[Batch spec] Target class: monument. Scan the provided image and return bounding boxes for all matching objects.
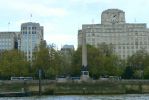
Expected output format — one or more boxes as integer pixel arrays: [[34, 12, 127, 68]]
[[80, 30, 90, 81]]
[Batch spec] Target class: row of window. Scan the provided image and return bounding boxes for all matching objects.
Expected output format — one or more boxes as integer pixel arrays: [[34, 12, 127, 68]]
[[116, 46, 147, 49], [23, 36, 37, 40], [22, 27, 37, 30], [21, 44, 36, 49], [0, 39, 12, 42], [117, 50, 146, 59], [86, 33, 148, 37], [21, 39, 37, 44], [116, 49, 146, 53], [86, 41, 149, 46], [0, 46, 12, 49], [86, 37, 148, 41], [84, 28, 146, 33], [22, 32, 37, 34], [0, 43, 12, 45]]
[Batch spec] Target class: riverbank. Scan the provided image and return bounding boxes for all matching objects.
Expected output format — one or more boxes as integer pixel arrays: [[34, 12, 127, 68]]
[[1, 80, 149, 96]]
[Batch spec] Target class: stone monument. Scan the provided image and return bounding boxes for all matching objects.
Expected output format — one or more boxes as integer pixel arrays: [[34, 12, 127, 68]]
[[80, 30, 90, 81]]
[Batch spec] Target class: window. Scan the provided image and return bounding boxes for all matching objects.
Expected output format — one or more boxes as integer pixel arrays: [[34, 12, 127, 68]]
[[32, 27, 36, 30], [136, 45, 138, 49], [22, 27, 27, 30], [32, 32, 36, 34], [23, 32, 27, 34], [118, 46, 121, 49], [92, 33, 95, 36]]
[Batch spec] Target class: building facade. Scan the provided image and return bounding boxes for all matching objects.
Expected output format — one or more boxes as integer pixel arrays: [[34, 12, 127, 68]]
[[61, 45, 74, 65], [20, 22, 43, 61], [78, 9, 149, 59], [0, 32, 20, 52], [61, 45, 74, 55]]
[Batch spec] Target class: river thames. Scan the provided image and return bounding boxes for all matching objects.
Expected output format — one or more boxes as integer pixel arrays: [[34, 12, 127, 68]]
[[0, 94, 149, 100]]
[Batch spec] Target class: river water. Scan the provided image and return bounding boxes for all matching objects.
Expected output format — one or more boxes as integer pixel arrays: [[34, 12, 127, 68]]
[[0, 94, 149, 100]]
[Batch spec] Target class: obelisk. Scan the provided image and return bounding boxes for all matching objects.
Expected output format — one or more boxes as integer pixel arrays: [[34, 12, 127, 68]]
[[80, 30, 89, 81]]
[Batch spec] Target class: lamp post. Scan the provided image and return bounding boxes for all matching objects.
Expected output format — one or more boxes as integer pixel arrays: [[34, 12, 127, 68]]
[[141, 62, 144, 80], [139, 61, 143, 80], [38, 69, 42, 96]]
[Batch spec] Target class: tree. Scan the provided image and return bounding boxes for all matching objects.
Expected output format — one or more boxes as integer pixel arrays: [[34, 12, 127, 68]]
[[144, 66, 149, 79], [122, 66, 134, 79], [0, 50, 30, 79], [71, 44, 122, 78], [32, 42, 72, 79], [126, 50, 149, 79], [97, 43, 123, 77], [32, 42, 50, 78], [71, 46, 82, 76]]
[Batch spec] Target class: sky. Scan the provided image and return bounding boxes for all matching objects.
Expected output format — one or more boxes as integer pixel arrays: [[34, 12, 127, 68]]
[[0, 0, 149, 49]]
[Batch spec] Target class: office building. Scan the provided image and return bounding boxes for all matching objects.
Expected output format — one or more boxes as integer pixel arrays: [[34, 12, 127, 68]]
[[20, 22, 43, 61], [61, 45, 74, 55], [0, 32, 20, 52], [78, 9, 149, 59], [61, 45, 74, 65]]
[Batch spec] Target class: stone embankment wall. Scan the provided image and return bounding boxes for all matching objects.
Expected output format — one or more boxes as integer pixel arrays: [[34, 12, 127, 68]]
[[1, 80, 149, 95]]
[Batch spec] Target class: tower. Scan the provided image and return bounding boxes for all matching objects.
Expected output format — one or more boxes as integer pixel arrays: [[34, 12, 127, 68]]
[[101, 9, 125, 25], [20, 22, 43, 61]]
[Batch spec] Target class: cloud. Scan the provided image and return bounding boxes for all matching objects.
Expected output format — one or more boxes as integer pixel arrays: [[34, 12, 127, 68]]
[[44, 33, 77, 49], [69, 0, 113, 4], [42, 21, 77, 49], [1, 0, 149, 49], [0, 0, 68, 17]]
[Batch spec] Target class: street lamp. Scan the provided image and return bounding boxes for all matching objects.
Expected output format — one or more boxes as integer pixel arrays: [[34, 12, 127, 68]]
[[38, 69, 42, 96], [139, 61, 143, 80]]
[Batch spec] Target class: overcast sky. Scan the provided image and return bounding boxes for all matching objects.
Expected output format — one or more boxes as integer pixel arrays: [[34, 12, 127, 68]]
[[0, 0, 149, 49]]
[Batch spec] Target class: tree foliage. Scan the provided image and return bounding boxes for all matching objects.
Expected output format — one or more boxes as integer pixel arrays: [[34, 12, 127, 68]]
[[32, 43, 68, 79], [32, 42, 50, 78], [0, 50, 30, 79], [71, 44, 123, 78], [125, 50, 149, 79], [2, 42, 149, 80]]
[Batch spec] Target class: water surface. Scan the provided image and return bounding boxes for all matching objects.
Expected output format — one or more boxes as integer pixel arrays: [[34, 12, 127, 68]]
[[0, 94, 149, 100]]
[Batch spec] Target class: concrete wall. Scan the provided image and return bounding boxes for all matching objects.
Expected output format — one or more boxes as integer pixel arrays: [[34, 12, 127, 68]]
[[1, 80, 149, 95]]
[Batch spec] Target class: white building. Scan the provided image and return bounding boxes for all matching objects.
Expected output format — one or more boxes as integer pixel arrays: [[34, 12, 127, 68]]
[[78, 9, 149, 59], [61, 45, 74, 54], [20, 22, 43, 61], [0, 32, 20, 52], [61, 45, 74, 62]]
